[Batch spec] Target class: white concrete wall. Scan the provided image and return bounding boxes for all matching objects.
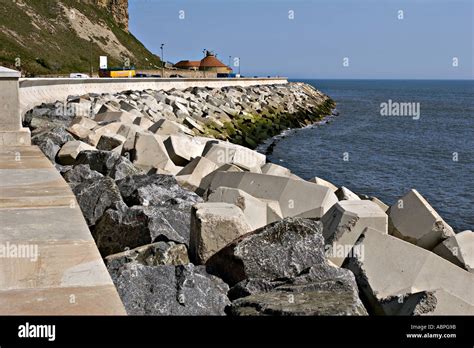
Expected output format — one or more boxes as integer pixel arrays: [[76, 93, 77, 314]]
[[19, 77, 288, 117]]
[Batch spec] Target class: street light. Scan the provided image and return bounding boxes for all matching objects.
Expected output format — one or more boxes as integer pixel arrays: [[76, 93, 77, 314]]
[[160, 43, 165, 77], [202, 49, 207, 77]]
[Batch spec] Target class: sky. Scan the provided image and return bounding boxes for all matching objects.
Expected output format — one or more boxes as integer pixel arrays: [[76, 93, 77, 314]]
[[129, 0, 473, 79]]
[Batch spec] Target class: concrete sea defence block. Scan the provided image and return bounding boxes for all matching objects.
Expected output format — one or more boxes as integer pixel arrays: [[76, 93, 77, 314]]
[[202, 141, 266, 171], [370, 196, 389, 212], [148, 119, 193, 136], [345, 228, 474, 315], [69, 116, 97, 130], [131, 131, 175, 173], [94, 110, 136, 124], [207, 187, 268, 231], [163, 134, 207, 166], [308, 177, 338, 192], [260, 163, 292, 178], [97, 134, 126, 152], [388, 189, 455, 250], [209, 171, 338, 219], [336, 186, 361, 201], [175, 156, 219, 192], [57, 140, 96, 165], [433, 230, 473, 273], [321, 200, 388, 267], [87, 122, 124, 147]]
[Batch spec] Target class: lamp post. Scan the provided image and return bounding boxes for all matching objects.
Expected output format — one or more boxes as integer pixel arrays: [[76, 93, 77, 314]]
[[202, 49, 207, 77], [160, 43, 165, 77], [89, 38, 93, 77]]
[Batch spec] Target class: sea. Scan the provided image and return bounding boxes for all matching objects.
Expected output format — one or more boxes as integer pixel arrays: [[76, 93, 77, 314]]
[[262, 79, 474, 232]]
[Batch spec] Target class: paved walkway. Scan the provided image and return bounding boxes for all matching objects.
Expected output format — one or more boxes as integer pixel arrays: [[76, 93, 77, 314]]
[[0, 146, 125, 314]]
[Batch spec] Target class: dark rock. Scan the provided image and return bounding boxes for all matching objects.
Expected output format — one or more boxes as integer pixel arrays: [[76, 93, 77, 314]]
[[94, 202, 194, 256], [116, 173, 202, 207], [54, 163, 73, 175], [73, 177, 123, 226], [31, 126, 75, 162], [24, 102, 75, 130], [228, 278, 285, 301], [63, 164, 103, 189], [104, 241, 189, 269], [109, 263, 230, 315], [228, 282, 367, 316], [74, 150, 141, 180], [143, 204, 193, 245], [93, 203, 150, 256], [34, 138, 60, 162], [206, 218, 327, 286]]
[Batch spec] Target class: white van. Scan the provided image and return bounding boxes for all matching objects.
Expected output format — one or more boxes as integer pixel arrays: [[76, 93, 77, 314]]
[[69, 73, 90, 78]]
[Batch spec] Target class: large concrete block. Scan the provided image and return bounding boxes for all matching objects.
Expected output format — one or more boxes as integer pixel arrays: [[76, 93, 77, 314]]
[[133, 116, 154, 130], [190, 202, 252, 264], [176, 156, 218, 192], [57, 140, 96, 165], [308, 177, 338, 192], [336, 186, 361, 201], [97, 134, 126, 152], [132, 132, 174, 172], [208, 187, 267, 231], [198, 163, 244, 196], [94, 110, 136, 124], [209, 172, 338, 219], [388, 189, 455, 250], [202, 141, 266, 171], [345, 228, 474, 315], [69, 116, 97, 130], [370, 196, 389, 212], [163, 135, 207, 166], [395, 289, 473, 315], [321, 200, 388, 267], [67, 123, 93, 141], [148, 119, 193, 136], [260, 163, 292, 178], [87, 122, 124, 146], [117, 123, 143, 153], [433, 230, 473, 273]]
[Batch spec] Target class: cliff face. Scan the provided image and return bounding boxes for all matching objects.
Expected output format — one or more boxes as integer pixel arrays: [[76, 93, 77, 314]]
[[0, 0, 159, 75], [95, 0, 129, 31]]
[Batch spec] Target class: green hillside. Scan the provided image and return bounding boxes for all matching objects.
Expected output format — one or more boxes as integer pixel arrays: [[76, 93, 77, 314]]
[[0, 0, 161, 76]]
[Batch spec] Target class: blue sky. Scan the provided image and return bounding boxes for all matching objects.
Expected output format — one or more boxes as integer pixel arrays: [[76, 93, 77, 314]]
[[129, 0, 473, 79]]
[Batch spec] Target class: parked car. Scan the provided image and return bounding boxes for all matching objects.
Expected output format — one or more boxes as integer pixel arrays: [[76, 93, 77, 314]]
[[69, 73, 90, 78], [169, 74, 184, 78]]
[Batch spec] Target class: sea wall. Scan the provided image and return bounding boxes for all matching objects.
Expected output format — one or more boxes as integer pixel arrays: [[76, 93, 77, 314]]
[[19, 77, 288, 119]]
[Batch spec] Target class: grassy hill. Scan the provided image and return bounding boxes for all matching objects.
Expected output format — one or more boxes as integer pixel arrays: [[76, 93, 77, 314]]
[[0, 0, 161, 76]]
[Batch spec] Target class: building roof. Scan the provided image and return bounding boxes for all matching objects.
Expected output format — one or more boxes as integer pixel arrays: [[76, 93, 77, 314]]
[[200, 55, 228, 68], [174, 52, 231, 71], [174, 60, 201, 68]]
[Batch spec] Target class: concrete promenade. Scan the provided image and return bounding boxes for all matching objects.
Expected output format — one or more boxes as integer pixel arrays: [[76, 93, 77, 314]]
[[0, 66, 125, 314], [0, 145, 126, 314]]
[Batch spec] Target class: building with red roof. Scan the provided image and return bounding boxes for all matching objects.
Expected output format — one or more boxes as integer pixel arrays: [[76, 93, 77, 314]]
[[174, 51, 232, 74]]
